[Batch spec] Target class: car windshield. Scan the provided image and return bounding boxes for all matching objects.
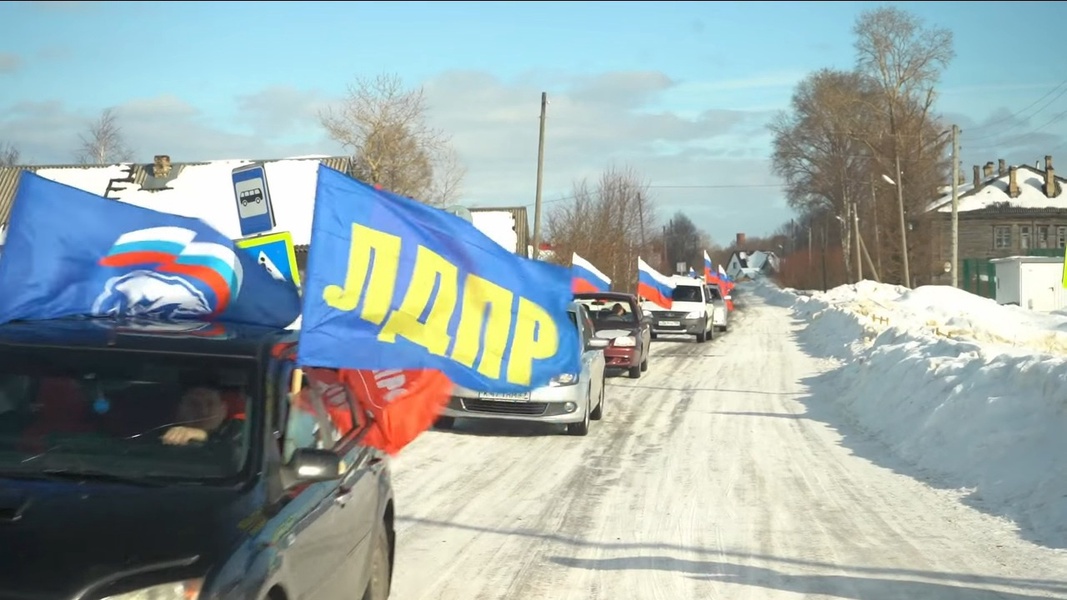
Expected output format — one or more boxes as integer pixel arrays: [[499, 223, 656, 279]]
[[672, 285, 703, 303], [575, 298, 638, 327], [0, 347, 257, 485]]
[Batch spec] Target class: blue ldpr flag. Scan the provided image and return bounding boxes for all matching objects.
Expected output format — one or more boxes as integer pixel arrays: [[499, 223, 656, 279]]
[[0, 172, 301, 328], [298, 165, 581, 394]]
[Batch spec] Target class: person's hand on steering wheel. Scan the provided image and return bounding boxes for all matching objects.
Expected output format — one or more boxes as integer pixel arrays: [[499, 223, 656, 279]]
[[161, 426, 209, 446]]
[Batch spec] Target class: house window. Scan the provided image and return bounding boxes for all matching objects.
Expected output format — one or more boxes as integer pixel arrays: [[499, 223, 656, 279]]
[[1038, 225, 1050, 249], [1019, 226, 1031, 249], [1058, 226, 1067, 249], [994, 226, 1012, 249]]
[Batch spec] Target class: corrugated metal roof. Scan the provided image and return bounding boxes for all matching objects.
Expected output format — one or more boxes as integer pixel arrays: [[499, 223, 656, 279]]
[[0, 157, 354, 226]]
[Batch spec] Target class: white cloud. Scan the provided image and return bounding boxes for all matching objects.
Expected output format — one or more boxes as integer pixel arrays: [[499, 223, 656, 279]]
[[0, 69, 796, 243]]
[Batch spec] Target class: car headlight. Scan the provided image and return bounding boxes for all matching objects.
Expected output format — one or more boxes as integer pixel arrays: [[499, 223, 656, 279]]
[[102, 580, 202, 600], [684, 310, 702, 319], [551, 373, 579, 386], [612, 336, 636, 347]]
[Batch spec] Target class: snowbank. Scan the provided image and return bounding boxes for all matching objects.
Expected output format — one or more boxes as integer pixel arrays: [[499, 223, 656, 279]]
[[759, 279, 1067, 546]]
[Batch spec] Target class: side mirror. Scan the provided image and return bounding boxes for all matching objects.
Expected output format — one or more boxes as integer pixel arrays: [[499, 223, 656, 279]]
[[285, 448, 342, 484], [587, 338, 609, 349], [725, 295, 732, 301], [642, 310, 653, 319]]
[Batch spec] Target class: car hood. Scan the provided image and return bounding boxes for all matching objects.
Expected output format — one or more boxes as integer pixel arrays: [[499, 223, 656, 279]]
[[0, 477, 256, 598]]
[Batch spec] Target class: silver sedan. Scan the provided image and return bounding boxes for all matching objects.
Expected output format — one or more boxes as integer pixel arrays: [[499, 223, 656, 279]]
[[437, 303, 608, 436]]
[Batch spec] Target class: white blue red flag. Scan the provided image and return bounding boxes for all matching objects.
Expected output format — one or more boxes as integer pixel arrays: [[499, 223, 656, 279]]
[[571, 253, 611, 293], [636, 257, 674, 309]]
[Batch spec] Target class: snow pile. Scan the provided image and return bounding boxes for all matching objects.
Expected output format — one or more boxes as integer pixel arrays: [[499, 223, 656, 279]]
[[793, 281, 1067, 355], [767, 280, 1067, 545]]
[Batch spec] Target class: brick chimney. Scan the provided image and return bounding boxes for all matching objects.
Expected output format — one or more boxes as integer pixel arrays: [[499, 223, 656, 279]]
[[973, 165, 980, 188], [153, 155, 172, 178], [736, 233, 746, 247], [1045, 155, 1057, 198], [998, 159, 1006, 176], [1008, 166, 1020, 198], [983, 162, 994, 178]]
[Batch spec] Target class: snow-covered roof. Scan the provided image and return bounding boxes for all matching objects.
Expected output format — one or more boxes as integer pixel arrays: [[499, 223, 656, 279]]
[[732, 250, 780, 273], [928, 165, 1065, 214], [32, 158, 332, 246], [470, 210, 518, 254], [2, 156, 355, 246]]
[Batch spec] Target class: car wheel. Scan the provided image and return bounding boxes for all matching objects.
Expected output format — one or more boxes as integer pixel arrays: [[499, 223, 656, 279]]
[[361, 522, 392, 600], [640, 354, 649, 372], [435, 416, 455, 430], [695, 330, 706, 343], [627, 364, 641, 378], [590, 378, 604, 421], [566, 388, 591, 436], [650, 332, 658, 340]]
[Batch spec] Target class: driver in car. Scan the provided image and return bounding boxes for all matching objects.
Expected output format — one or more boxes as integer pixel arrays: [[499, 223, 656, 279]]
[[161, 386, 231, 446]]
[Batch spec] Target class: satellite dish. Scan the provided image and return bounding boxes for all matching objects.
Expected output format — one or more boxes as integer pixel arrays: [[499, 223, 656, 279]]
[[444, 205, 473, 223]]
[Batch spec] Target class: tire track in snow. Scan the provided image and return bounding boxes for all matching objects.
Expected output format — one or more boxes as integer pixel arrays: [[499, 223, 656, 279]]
[[390, 292, 1067, 599]]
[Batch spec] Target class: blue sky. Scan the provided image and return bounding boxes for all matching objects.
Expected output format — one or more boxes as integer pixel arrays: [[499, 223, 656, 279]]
[[2, 0, 1066, 245]]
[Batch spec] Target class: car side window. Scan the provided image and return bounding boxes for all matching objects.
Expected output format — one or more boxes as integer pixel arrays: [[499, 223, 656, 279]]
[[280, 367, 365, 463], [317, 380, 360, 444], [580, 309, 594, 347]]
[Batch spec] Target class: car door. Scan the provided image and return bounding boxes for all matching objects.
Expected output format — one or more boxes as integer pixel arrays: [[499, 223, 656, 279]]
[[321, 382, 383, 593], [631, 298, 652, 357], [273, 362, 353, 600], [578, 307, 605, 402]]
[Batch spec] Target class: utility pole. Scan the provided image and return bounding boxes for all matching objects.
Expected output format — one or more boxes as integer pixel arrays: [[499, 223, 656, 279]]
[[802, 220, 810, 283], [894, 150, 910, 287], [950, 123, 960, 288], [530, 91, 548, 260], [821, 217, 829, 291], [853, 199, 863, 282]]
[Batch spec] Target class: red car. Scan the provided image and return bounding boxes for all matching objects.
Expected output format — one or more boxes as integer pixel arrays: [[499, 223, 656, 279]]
[[573, 291, 652, 378]]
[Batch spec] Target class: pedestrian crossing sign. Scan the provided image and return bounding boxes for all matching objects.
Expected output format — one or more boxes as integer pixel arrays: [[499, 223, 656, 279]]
[[235, 230, 301, 287]]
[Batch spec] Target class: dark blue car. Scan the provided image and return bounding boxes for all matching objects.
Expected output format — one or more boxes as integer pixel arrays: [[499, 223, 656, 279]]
[[0, 318, 394, 600]]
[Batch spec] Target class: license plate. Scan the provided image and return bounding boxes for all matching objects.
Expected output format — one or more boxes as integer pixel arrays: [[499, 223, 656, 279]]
[[478, 392, 530, 402], [658, 320, 680, 326]]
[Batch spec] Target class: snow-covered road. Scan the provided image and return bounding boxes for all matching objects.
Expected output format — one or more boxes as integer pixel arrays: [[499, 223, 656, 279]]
[[388, 292, 1067, 600]]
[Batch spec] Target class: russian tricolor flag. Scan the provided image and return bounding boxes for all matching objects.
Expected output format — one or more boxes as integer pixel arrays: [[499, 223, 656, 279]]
[[703, 250, 714, 284], [637, 257, 674, 309], [571, 253, 611, 293]]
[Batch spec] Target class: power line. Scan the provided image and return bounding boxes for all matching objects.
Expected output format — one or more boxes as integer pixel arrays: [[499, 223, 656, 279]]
[[966, 82, 1067, 143], [970, 105, 1067, 150], [517, 182, 789, 208], [965, 78, 1067, 138]]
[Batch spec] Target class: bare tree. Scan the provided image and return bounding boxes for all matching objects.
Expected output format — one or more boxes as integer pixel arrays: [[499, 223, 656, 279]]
[[663, 212, 711, 273], [854, 7, 954, 284], [546, 165, 656, 292], [320, 73, 465, 205], [0, 142, 19, 166], [854, 6, 954, 132], [771, 69, 877, 280], [76, 107, 133, 164]]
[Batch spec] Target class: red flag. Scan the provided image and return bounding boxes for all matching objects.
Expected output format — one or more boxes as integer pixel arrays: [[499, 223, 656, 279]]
[[305, 368, 451, 455]]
